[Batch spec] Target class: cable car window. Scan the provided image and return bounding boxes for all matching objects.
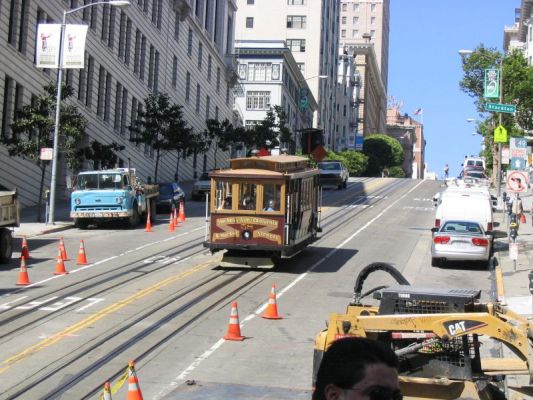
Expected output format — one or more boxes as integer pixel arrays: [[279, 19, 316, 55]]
[[263, 183, 281, 211], [238, 183, 257, 210], [215, 180, 233, 210]]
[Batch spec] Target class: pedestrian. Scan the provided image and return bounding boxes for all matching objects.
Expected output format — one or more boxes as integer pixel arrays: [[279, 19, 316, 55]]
[[312, 337, 402, 400], [512, 194, 524, 224], [443, 164, 449, 180]]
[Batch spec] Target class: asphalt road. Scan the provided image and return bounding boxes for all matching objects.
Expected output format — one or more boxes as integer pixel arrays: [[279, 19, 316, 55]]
[[0, 178, 496, 399]]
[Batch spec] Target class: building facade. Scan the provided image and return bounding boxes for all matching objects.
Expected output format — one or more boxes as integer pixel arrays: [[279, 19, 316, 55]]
[[0, 0, 238, 206], [234, 40, 317, 155], [234, 0, 340, 149], [334, 50, 358, 150]]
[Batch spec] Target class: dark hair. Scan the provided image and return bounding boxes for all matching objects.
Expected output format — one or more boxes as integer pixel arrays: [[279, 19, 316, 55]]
[[312, 337, 399, 400]]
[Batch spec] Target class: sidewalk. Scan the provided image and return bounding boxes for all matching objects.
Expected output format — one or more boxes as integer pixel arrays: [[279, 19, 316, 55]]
[[14, 180, 195, 238]]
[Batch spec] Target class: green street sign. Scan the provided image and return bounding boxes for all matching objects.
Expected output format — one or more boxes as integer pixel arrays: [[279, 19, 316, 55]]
[[483, 68, 500, 99], [485, 103, 516, 113], [494, 124, 508, 143]]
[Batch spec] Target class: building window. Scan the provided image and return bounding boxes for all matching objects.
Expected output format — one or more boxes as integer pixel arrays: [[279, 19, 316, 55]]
[[247, 0, 254, 3], [207, 55, 212, 81], [195, 83, 201, 113], [125, 19, 132, 65], [101, 4, 110, 41], [246, 91, 271, 110], [341, 30, 346, 38], [174, 11, 180, 41], [104, 72, 112, 121], [172, 56, 178, 88], [352, 30, 358, 38], [371, 3, 376, 12], [342, 3, 347, 11], [215, 106, 219, 120], [246, 17, 254, 28], [121, 87, 128, 135], [297, 63, 305, 76], [154, 50, 160, 93], [287, 0, 305, 4], [187, 28, 193, 56], [353, 16, 359, 24], [114, 82, 123, 130], [140, 36, 147, 80], [108, 7, 116, 48], [247, 63, 280, 81], [97, 67, 106, 116], [371, 16, 376, 25], [238, 64, 247, 80], [353, 3, 359, 11], [205, 95, 210, 119], [82, 0, 97, 29], [341, 16, 346, 25], [134, 29, 141, 74], [287, 16, 306, 29], [245, 120, 262, 130], [1, 76, 14, 139], [118, 11, 126, 59], [85, 55, 94, 107], [78, 54, 87, 102], [130, 97, 138, 141], [286, 39, 306, 52], [216, 67, 221, 92], [198, 43, 203, 70], [185, 71, 191, 102], [148, 45, 155, 89]]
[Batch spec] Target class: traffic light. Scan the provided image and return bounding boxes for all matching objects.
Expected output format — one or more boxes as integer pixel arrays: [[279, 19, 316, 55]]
[[300, 129, 324, 154]]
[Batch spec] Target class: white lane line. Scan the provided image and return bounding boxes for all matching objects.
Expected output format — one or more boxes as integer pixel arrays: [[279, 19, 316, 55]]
[[8, 226, 205, 291], [158, 180, 425, 397]]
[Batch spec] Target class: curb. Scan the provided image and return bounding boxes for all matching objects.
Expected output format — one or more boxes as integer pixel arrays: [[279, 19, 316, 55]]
[[14, 224, 74, 238]]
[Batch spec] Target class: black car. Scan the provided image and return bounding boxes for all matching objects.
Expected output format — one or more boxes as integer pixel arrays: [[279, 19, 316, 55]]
[[155, 182, 186, 213]]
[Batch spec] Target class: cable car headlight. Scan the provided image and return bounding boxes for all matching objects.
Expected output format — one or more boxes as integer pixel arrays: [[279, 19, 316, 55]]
[[116, 196, 124, 204], [74, 198, 81, 205], [242, 230, 252, 240]]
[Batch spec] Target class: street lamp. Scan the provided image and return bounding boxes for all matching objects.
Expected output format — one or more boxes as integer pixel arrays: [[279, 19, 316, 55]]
[[48, 0, 130, 225], [459, 49, 504, 196]]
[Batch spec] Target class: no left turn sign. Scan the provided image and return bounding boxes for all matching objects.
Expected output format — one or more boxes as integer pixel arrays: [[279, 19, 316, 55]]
[[507, 170, 529, 193]]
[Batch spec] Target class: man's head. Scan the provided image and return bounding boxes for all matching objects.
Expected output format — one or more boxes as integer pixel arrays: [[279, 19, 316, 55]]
[[313, 337, 401, 400]]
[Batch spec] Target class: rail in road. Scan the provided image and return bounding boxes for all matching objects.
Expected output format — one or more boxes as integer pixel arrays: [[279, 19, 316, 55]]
[[0, 177, 421, 399]]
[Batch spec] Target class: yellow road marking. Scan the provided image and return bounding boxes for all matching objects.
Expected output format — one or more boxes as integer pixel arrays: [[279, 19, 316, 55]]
[[495, 265, 505, 302], [0, 261, 215, 374]]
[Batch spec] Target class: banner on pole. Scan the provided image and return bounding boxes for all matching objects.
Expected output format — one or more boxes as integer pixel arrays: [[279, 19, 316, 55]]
[[35, 24, 88, 69], [35, 24, 61, 68]]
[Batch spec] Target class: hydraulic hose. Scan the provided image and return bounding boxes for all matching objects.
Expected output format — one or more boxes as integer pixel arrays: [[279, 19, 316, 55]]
[[351, 262, 410, 306]]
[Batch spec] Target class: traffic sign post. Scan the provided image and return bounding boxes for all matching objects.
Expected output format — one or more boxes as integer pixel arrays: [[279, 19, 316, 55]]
[[506, 170, 529, 193], [485, 103, 516, 113], [484, 68, 500, 99], [494, 125, 508, 143]]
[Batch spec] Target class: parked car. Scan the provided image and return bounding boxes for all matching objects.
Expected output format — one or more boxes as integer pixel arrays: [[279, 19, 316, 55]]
[[155, 182, 185, 213], [317, 161, 348, 190], [191, 172, 211, 200], [431, 220, 492, 267]]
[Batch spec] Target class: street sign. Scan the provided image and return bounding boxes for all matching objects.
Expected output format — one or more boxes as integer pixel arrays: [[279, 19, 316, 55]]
[[40, 147, 53, 160], [355, 135, 364, 151], [506, 170, 529, 193], [483, 68, 500, 98], [510, 157, 526, 170], [502, 146, 510, 164], [510, 137, 527, 169], [485, 103, 516, 113], [299, 88, 309, 111], [494, 125, 508, 143]]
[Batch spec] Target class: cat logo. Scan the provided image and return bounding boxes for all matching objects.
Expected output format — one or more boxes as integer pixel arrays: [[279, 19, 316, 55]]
[[444, 320, 487, 337]]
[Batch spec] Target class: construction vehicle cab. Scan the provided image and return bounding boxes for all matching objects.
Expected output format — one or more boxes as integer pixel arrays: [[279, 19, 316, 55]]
[[313, 262, 533, 399]]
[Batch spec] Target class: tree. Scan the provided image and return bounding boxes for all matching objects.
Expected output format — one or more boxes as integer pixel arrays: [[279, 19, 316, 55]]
[[362, 134, 404, 176], [323, 150, 368, 176], [129, 93, 192, 182], [3, 82, 87, 222], [204, 118, 236, 168], [273, 106, 295, 153], [78, 140, 125, 169], [249, 108, 280, 152]]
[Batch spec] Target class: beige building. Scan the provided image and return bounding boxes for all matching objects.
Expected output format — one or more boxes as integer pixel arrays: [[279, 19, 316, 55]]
[[0, 0, 238, 206], [234, 0, 340, 149]]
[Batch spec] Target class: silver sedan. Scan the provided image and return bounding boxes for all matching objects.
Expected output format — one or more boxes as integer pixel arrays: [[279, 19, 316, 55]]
[[431, 220, 492, 267]]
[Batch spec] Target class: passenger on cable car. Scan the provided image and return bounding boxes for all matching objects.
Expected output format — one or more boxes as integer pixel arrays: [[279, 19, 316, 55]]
[[264, 199, 275, 211]]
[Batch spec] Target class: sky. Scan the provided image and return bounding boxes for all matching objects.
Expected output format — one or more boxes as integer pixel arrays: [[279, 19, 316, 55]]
[[388, 0, 518, 178]]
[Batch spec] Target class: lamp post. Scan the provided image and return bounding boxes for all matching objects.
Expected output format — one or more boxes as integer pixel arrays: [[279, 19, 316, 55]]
[[459, 49, 503, 196], [48, 0, 130, 225]]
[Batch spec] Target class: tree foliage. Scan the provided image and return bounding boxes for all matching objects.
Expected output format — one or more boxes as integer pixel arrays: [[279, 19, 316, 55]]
[[362, 134, 404, 176], [79, 140, 125, 170], [129, 93, 192, 182], [324, 150, 368, 176], [3, 82, 87, 221]]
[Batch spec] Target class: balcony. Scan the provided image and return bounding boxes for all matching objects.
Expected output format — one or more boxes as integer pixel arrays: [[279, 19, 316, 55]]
[[224, 53, 240, 87], [173, 0, 192, 21]]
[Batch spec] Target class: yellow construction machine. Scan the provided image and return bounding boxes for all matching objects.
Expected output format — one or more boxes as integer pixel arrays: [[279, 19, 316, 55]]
[[313, 263, 533, 399]]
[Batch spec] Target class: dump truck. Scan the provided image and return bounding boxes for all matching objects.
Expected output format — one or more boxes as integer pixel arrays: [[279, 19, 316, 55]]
[[0, 191, 20, 263], [70, 168, 158, 229], [313, 262, 533, 399]]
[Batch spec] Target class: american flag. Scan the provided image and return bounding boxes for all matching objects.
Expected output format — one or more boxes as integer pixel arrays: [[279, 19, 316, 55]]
[[413, 108, 423, 116]]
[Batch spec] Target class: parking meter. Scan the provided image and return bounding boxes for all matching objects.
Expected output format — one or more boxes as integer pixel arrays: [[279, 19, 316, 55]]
[[503, 191, 508, 204], [510, 221, 519, 240], [506, 201, 513, 216], [529, 271, 533, 295]]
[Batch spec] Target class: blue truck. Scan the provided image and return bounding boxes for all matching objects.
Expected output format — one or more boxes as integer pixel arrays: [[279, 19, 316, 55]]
[[70, 168, 159, 229]]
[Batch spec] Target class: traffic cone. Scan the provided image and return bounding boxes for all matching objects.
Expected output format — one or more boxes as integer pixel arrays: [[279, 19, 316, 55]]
[[126, 360, 143, 400], [262, 284, 283, 319], [168, 212, 175, 232], [177, 200, 186, 223], [223, 301, 245, 341], [59, 237, 69, 261], [173, 207, 178, 226], [76, 240, 88, 265], [54, 249, 68, 275], [145, 210, 153, 232], [21, 236, 30, 259], [102, 382, 112, 400], [16, 256, 30, 286]]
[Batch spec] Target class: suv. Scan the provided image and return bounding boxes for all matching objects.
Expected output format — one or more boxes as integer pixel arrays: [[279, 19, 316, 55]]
[[317, 161, 349, 190], [191, 172, 211, 200]]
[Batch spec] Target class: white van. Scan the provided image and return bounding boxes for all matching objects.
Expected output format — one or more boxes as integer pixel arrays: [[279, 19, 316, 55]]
[[463, 156, 486, 171], [434, 192, 494, 234]]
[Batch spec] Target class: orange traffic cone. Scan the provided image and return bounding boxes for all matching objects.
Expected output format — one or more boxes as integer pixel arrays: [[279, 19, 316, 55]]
[[54, 249, 68, 275], [126, 360, 143, 400], [177, 200, 186, 223], [262, 284, 283, 319], [168, 212, 175, 232], [145, 210, 153, 232], [223, 301, 245, 341], [76, 240, 88, 265], [102, 382, 112, 400], [16, 256, 30, 285], [21, 236, 30, 259], [59, 237, 69, 261]]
